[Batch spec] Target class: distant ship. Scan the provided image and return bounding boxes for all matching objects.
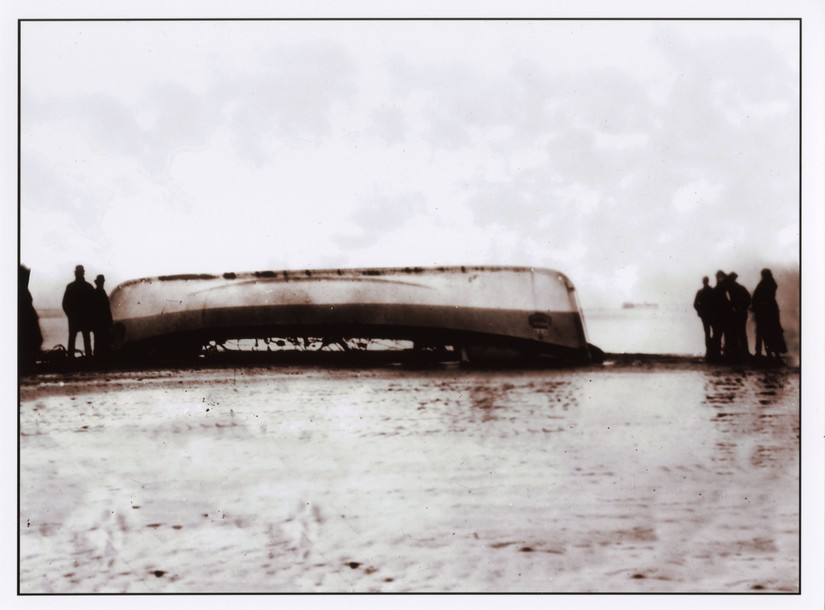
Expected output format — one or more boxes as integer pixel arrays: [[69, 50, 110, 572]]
[[621, 302, 659, 310], [108, 266, 602, 365]]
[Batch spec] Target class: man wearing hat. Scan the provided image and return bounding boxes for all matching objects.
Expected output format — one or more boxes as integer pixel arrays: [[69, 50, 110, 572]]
[[92, 274, 113, 359], [62, 265, 95, 358]]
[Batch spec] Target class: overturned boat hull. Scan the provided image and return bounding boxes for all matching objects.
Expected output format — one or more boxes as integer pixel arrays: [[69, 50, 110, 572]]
[[109, 266, 596, 364]]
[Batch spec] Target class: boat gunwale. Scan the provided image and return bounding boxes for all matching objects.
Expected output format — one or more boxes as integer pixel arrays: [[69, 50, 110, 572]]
[[110, 265, 576, 292]]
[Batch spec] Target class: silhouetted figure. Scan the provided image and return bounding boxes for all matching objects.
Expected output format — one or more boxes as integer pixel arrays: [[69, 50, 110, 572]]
[[726, 272, 751, 360], [710, 270, 732, 360], [752, 268, 787, 360], [19, 265, 43, 372], [62, 265, 95, 358], [693, 276, 715, 358], [92, 274, 113, 360]]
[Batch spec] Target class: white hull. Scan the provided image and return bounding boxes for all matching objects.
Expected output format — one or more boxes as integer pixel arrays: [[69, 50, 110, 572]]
[[109, 266, 594, 363]]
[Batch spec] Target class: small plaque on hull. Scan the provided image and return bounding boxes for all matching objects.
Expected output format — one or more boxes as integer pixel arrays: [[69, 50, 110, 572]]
[[528, 313, 552, 329]]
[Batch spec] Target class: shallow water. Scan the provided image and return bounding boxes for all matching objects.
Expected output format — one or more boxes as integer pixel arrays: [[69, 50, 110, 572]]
[[19, 364, 799, 593]]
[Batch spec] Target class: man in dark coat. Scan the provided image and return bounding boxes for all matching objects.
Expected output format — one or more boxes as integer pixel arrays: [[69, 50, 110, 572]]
[[62, 265, 95, 358], [726, 272, 752, 360], [752, 268, 786, 359], [693, 276, 715, 359], [92, 274, 113, 359], [711, 270, 732, 359]]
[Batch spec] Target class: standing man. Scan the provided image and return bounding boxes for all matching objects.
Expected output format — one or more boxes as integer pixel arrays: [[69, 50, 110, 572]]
[[726, 272, 752, 360], [92, 274, 113, 360], [711, 270, 732, 359], [693, 276, 715, 359], [62, 265, 95, 358]]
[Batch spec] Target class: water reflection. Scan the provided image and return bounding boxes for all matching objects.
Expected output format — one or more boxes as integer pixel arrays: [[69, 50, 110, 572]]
[[467, 383, 512, 423], [439, 376, 578, 435], [701, 369, 798, 475], [702, 370, 747, 408], [752, 370, 789, 407]]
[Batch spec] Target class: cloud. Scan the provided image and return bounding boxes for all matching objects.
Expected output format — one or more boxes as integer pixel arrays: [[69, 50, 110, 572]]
[[217, 41, 359, 162], [367, 105, 408, 146], [333, 192, 427, 250], [672, 179, 724, 214]]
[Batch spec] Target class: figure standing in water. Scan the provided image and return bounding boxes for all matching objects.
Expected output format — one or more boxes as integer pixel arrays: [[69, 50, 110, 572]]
[[92, 274, 113, 359], [726, 272, 752, 360], [62, 265, 95, 358], [752, 268, 787, 360], [19, 265, 43, 371], [693, 276, 715, 359]]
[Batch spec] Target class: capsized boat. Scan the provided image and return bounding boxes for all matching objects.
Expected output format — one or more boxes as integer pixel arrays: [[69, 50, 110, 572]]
[[109, 266, 601, 364]]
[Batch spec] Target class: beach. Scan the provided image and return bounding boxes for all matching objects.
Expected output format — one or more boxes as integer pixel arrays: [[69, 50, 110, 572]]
[[19, 357, 799, 593]]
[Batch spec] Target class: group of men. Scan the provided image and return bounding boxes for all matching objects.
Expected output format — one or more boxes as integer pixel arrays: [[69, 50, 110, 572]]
[[62, 264, 113, 359], [693, 268, 786, 362]]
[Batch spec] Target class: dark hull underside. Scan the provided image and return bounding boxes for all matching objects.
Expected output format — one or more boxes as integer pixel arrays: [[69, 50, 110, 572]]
[[115, 303, 593, 364]]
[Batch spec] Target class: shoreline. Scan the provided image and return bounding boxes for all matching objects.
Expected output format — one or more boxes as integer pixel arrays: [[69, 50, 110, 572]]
[[19, 351, 798, 382]]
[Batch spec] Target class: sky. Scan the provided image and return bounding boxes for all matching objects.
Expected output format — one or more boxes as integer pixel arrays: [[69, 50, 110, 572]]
[[18, 18, 800, 310]]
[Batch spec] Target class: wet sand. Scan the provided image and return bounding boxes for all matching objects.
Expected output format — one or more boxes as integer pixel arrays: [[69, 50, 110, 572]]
[[18, 361, 799, 593]]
